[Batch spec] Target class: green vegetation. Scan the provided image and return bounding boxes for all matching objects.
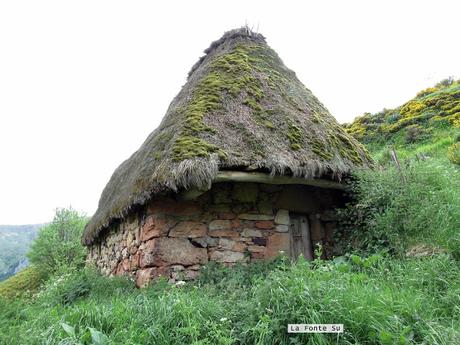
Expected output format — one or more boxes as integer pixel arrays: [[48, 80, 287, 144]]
[[344, 78, 460, 144], [0, 266, 45, 299], [337, 161, 460, 259], [28, 207, 88, 277], [0, 256, 459, 344], [448, 142, 460, 165]]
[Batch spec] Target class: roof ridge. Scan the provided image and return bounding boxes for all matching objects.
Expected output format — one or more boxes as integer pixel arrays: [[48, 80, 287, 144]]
[[187, 26, 266, 79]]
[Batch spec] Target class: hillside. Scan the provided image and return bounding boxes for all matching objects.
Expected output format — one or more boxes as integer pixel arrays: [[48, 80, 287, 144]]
[[343, 78, 460, 160], [0, 224, 43, 281]]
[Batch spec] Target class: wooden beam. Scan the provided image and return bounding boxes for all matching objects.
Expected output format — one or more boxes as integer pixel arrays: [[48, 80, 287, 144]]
[[213, 171, 344, 190]]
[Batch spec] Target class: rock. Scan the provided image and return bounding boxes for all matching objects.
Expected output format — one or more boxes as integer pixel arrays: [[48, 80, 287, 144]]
[[136, 268, 156, 288], [275, 225, 289, 233], [265, 233, 290, 258], [136, 267, 170, 288], [169, 221, 207, 238], [171, 265, 185, 272], [238, 214, 274, 221], [274, 209, 289, 225], [126, 231, 134, 247], [218, 238, 247, 252], [148, 198, 202, 217], [232, 183, 258, 202], [231, 219, 241, 229], [188, 264, 201, 270], [139, 237, 208, 267], [192, 236, 218, 248], [210, 250, 246, 263], [139, 251, 158, 268], [208, 230, 240, 238], [248, 245, 265, 253], [130, 253, 140, 270], [255, 221, 274, 229], [209, 220, 232, 231], [141, 215, 174, 242], [242, 228, 263, 237], [251, 252, 265, 260], [156, 238, 208, 265]]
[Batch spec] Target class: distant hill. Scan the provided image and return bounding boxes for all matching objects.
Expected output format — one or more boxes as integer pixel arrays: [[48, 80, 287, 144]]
[[343, 78, 460, 151], [0, 224, 44, 281]]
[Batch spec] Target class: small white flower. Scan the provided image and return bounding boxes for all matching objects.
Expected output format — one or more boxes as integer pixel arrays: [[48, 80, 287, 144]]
[[175, 280, 186, 286], [220, 317, 228, 322]]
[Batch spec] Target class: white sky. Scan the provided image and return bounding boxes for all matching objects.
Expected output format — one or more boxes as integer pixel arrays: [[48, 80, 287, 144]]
[[1, 0, 459, 225]]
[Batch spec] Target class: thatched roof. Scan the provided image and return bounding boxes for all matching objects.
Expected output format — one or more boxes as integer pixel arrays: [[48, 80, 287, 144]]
[[82, 27, 372, 245]]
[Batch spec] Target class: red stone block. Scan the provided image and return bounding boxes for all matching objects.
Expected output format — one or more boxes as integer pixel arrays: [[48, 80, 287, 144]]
[[255, 220, 274, 229]]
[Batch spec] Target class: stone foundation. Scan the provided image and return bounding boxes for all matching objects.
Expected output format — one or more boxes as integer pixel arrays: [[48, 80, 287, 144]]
[[86, 182, 341, 287]]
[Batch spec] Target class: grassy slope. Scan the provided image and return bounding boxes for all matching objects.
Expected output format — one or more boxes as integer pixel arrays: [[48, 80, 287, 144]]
[[344, 79, 460, 161], [0, 266, 45, 299]]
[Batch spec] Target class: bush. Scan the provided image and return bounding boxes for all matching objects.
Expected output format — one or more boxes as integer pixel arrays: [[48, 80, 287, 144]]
[[28, 207, 88, 276], [448, 142, 460, 165], [405, 124, 426, 143], [337, 161, 460, 258]]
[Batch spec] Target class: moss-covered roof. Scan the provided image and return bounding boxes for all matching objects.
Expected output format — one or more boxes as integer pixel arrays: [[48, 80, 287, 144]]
[[82, 27, 372, 245]]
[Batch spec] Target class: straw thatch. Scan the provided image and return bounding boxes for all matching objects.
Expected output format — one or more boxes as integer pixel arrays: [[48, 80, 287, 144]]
[[82, 27, 372, 245]]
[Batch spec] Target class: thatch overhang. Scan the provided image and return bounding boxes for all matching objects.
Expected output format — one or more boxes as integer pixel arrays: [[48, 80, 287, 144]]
[[82, 27, 372, 246]]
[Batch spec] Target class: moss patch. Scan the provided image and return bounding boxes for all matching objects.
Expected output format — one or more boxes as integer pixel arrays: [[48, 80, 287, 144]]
[[171, 41, 304, 161], [287, 123, 303, 151]]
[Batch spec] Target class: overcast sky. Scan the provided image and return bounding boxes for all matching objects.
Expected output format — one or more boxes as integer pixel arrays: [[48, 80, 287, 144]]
[[1, 0, 459, 225]]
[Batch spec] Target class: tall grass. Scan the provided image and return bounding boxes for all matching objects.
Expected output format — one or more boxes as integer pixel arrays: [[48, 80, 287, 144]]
[[1, 256, 459, 345], [337, 159, 460, 259]]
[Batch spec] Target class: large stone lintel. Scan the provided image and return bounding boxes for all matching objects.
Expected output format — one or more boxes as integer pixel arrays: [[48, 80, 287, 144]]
[[178, 171, 344, 200], [213, 171, 344, 190]]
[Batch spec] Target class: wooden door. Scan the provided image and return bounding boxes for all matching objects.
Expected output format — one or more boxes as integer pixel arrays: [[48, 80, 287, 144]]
[[289, 214, 314, 260]]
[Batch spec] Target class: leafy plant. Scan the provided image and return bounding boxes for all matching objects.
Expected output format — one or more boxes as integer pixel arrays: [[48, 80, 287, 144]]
[[28, 207, 88, 276]]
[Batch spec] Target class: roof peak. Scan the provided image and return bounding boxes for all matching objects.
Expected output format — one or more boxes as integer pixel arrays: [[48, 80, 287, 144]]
[[188, 26, 266, 78]]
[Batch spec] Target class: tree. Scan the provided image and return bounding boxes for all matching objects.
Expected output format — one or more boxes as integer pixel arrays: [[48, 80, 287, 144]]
[[28, 207, 88, 275]]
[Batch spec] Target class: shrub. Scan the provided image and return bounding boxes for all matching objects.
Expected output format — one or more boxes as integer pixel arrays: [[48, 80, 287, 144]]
[[28, 207, 88, 276], [448, 142, 460, 165], [405, 124, 426, 143], [337, 161, 460, 258]]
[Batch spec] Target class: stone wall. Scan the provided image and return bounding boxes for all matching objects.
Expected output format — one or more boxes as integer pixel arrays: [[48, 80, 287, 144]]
[[86, 182, 341, 287]]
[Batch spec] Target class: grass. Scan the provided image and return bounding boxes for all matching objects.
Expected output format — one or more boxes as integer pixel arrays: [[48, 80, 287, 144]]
[[0, 266, 45, 299], [0, 256, 459, 345]]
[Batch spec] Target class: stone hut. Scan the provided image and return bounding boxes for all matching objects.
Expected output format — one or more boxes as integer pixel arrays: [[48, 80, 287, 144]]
[[82, 28, 372, 287]]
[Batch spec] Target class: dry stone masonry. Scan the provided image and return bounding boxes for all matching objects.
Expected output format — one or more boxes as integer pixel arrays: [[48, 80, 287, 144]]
[[87, 182, 340, 287]]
